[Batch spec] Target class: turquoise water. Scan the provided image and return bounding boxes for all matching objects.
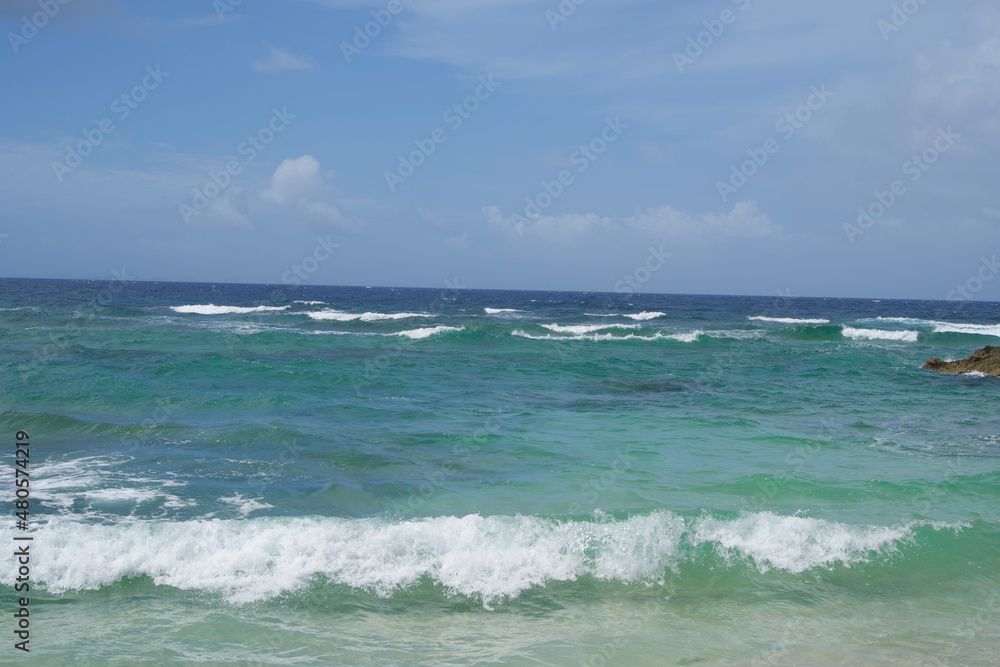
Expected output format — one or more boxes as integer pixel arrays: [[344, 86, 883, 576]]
[[0, 278, 998, 665]]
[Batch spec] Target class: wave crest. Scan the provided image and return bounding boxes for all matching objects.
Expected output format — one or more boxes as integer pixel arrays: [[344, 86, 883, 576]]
[[842, 326, 919, 342], [393, 326, 464, 339], [307, 310, 432, 322], [2, 512, 947, 606], [540, 323, 641, 335], [749, 316, 830, 324], [171, 304, 289, 315]]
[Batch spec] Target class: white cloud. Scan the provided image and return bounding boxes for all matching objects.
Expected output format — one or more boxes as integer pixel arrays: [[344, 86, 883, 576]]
[[205, 188, 250, 227], [485, 201, 777, 243], [299, 200, 352, 227], [252, 46, 315, 73], [639, 141, 665, 165], [262, 155, 324, 206], [628, 201, 777, 238], [262, 155, 363, 231]]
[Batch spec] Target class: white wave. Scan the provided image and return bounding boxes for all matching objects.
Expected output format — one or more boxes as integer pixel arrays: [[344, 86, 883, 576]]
[[873, 317, 1000, 338], [666, 330, 703, 343], [583, 312, 666, 320], [171, 304, 290, 315], [293, 300, 326, 305], [842, 326, 919, 342], [513, 330, 565, 340], [540, 323, 641, 335], [219, 493, 273, 517], [29, 456, 194, 519], [484, 308, 525, 314], [961, 370, 991, 378], [689, 512, 911, 574], [513, 330, 686, 343], [512, 329, 709, 343], [931, 322, 1000, 338], [307, 310, 432, 322], [1, 512, 935, 605], [192, 322, 281, 336], [704, 329, 765, 340], [392, 325, 464, 340], [748, 316, 830, 324], [82, 488, 162, 504], [873, 317, 929, 325]]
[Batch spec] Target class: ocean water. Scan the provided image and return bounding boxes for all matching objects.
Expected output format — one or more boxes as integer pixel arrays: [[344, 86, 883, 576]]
[[0, 277, 998, 666]]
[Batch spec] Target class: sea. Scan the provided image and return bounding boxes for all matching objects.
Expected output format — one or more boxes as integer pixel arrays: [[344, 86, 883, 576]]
[[0, 277, 998, 665]]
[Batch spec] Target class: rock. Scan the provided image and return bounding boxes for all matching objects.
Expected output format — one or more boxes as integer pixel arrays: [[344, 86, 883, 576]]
[[923, 346, 1000, 376]]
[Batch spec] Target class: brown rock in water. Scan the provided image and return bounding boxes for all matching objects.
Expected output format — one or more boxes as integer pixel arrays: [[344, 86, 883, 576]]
[[923, 346, 1000, 376]]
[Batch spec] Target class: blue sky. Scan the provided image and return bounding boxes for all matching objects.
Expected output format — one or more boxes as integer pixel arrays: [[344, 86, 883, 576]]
[[0, 0, 998, 299]]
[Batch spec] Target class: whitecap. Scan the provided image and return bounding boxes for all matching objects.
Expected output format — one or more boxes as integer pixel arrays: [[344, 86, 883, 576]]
[[392, 325, 464, 340], [171, 304, 290, 315], [540, 323, 641, 335], [307, 310, 432, 322], [219, 493, 274, 517], [666, 330, 703, 343], [0, 512, 944, 606], [748, 316, 830, 324], [842, 326, 919, 342], [872, 317, 1000, 338], [931, 322, 1000, 338]]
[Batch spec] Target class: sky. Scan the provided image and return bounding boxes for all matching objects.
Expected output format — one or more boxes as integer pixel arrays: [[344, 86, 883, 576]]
[[0, 0, 998, 299]]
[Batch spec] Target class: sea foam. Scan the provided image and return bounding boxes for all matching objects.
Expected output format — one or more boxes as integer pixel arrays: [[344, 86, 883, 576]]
[[393, 326, 464, 339], [540, 323, 641, 335], [749, 316, 830, 324], [171, 304, 290, 315], [842, 326, 919, 342], [931, 322, 1000, 338], [873, 318, 1000, 338], [1, 512, 936, 606], [307, 310, 433, 322]]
